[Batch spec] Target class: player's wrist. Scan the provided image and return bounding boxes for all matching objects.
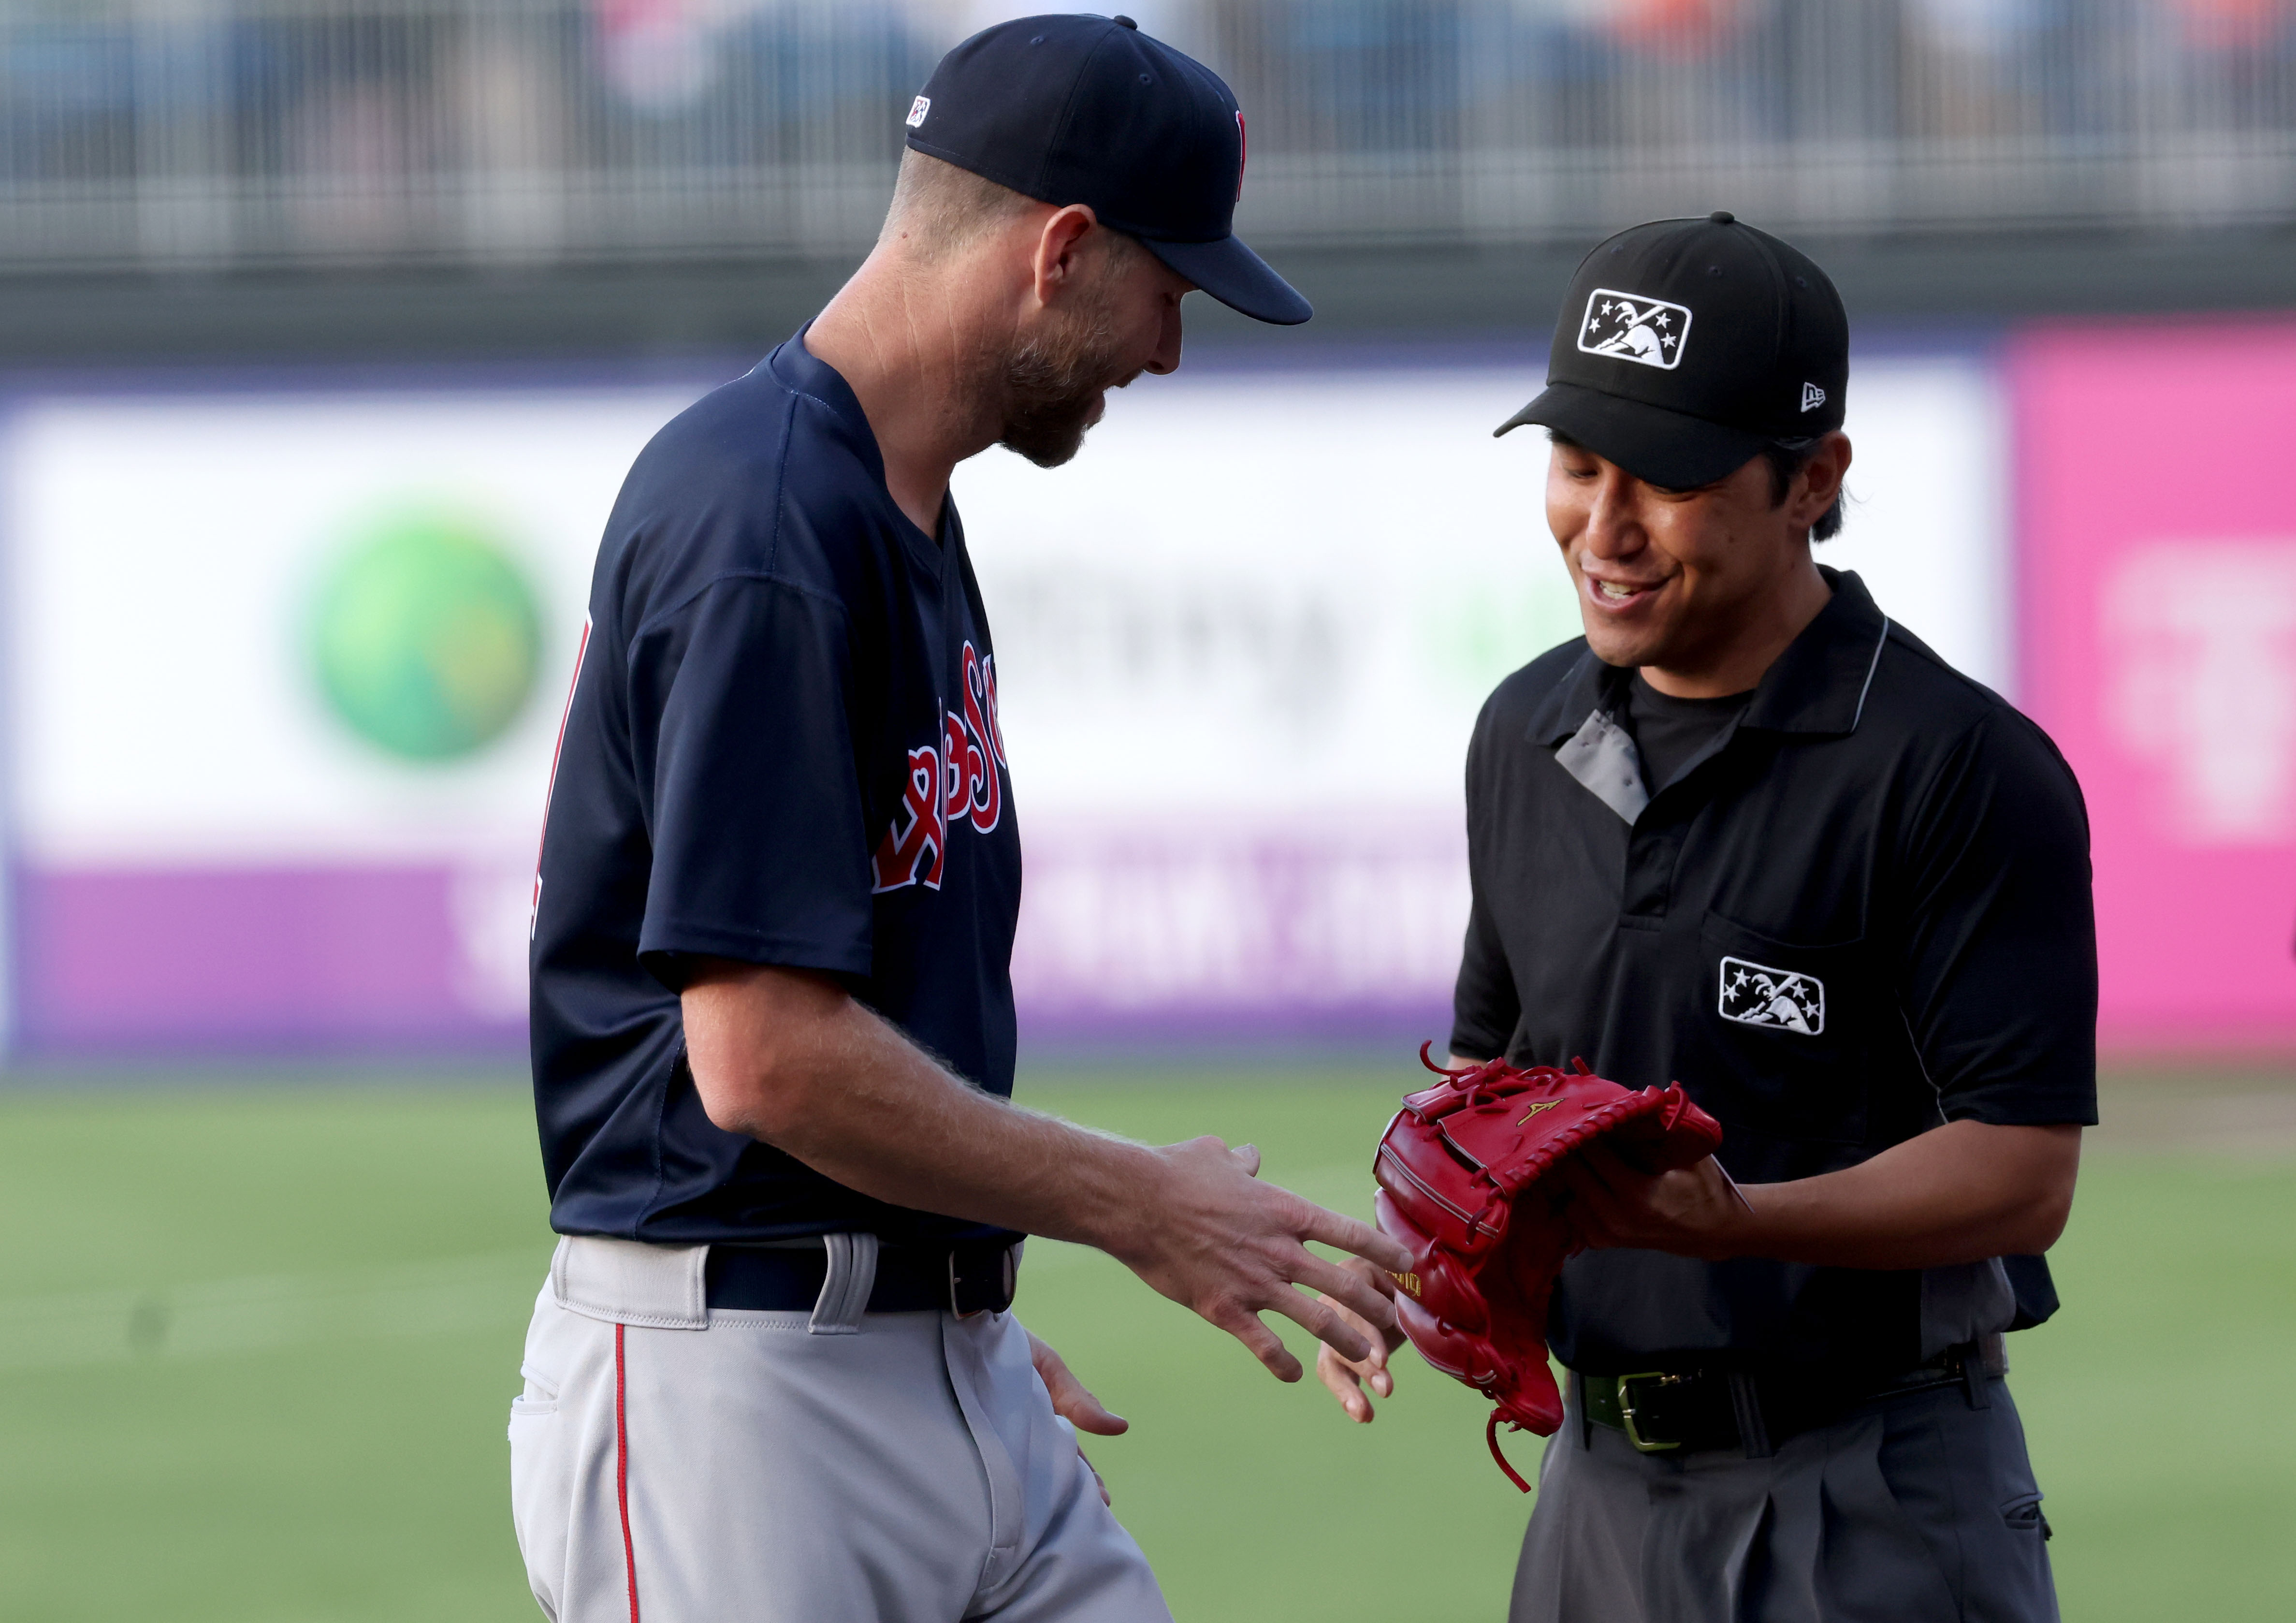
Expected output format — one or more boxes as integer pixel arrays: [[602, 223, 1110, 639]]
[[1057, 1136, 1177, 1262]]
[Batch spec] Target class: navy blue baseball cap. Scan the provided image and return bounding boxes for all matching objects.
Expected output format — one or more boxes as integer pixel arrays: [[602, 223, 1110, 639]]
[[902, 13, 1310, 325]]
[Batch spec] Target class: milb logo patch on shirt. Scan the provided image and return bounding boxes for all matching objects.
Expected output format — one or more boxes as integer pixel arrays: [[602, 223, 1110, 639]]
[[1577, 288, 1692, 371], [1718, 956, 1825, 1036]]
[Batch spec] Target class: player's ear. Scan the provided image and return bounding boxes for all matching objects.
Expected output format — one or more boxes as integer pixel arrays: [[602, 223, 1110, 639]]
[[1029, 204, 1100, 307]]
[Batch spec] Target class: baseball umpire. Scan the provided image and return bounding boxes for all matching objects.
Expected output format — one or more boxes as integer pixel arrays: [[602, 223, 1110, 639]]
[[510, 15, 1410, 1622], [1318, 213, 2095, 1622]]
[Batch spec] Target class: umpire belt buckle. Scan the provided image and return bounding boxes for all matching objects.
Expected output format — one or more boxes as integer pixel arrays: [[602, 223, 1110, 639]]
[[1616, 1372, 1688, 1453]]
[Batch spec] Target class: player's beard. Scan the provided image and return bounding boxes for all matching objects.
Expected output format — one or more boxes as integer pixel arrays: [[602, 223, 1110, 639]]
[[997, 295, 1130, 469]]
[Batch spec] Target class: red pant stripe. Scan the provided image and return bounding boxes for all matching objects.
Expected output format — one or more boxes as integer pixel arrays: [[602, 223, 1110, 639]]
[[615, 1322, 640, 1623]]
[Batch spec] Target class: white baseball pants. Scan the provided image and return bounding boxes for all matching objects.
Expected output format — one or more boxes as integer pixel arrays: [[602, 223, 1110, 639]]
[[507, 1235, 1172, 1623]]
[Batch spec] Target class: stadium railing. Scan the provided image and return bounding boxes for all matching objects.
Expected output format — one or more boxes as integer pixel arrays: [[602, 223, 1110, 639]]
[[3, 0, 2294, 273]]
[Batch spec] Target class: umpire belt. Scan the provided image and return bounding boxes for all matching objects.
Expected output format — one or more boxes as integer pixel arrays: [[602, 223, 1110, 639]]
[[706, 1236, 1021, 1318], [1576, 1333, 2009, 1458]]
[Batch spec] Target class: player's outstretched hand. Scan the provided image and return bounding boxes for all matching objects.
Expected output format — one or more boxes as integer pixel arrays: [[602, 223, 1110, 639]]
[[1110, 1136, 1412, 1384], [1313, 1256, 1410, 1423]]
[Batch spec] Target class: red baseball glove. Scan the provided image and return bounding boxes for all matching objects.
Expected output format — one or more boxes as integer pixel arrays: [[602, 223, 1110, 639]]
[[1372, 1044, 1724, 1490]]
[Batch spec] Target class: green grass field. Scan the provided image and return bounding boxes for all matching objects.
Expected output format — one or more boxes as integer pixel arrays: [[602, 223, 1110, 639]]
[[0, 1069, 2291, 1622]]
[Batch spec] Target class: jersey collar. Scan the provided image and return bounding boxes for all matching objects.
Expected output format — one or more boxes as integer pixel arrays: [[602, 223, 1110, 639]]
[[763, 324, 890, 490], [1527, 567, 1891, 747], [1736, 568, 1892, 738], [765, 324, 960, 563]]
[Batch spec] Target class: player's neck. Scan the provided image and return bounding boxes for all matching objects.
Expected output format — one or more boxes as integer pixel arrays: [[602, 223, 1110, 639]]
[[806, 249, 1014, 538]]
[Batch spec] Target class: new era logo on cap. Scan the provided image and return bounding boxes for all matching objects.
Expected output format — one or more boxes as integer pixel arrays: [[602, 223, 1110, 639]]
[[1577, 289, 1692, 372], [1718, 955, 1825, 1036], [1802, 381, 1826, 412], [906, 95, 930, 129]]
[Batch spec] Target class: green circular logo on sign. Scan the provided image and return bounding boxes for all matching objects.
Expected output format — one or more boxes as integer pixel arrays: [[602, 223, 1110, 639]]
[[309, 507, 544, 762]]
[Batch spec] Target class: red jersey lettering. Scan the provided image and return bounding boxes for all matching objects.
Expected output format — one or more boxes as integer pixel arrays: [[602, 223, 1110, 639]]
[[870, 641, 1006, 892]]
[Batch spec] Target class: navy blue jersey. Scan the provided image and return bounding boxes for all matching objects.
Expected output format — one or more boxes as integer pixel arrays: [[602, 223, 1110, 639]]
[[529, 334, 1023, 1247]]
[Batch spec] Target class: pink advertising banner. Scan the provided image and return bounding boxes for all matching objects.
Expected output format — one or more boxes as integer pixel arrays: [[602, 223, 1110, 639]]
[[2015, 320, 2296, 1052]]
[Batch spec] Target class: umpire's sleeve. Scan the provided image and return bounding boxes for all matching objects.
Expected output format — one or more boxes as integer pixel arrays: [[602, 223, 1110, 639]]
[[1450, 703, 1521, 1062], [1895, 711, 2099, 1127], [1450, 889, 1518, 1063]]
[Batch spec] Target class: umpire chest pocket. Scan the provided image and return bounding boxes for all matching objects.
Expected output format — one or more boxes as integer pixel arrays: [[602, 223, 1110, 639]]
[[1691, 912, 1873, 1146]]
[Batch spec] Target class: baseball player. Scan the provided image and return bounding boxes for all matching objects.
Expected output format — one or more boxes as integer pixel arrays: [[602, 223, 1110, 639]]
[[1318, 213, 2094, 1622], [510, 16, 1410, 1622]]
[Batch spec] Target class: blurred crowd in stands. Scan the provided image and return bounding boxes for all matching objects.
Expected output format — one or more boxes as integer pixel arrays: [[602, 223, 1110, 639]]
[[4, 0, 2296, 269]]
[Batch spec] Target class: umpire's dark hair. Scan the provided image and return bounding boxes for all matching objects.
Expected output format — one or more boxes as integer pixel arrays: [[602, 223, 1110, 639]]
[[1762, 441, 1846, 542]]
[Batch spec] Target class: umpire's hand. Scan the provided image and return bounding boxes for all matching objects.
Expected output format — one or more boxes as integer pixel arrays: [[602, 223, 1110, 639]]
[[1105, 1137, 1410, 1383]]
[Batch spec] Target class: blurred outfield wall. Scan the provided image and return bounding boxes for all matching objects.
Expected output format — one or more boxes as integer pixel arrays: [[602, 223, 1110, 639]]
[[0, 321, 2288, 1059]]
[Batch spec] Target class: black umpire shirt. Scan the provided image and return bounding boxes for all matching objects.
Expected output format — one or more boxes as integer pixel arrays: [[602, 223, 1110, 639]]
[[1451, 569, 2098, 1377]]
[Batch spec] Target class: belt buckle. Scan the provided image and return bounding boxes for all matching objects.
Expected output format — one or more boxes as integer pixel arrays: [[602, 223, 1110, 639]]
[[1616, 1371, 1687, 1453], [948, 1242, 1019, 1318]]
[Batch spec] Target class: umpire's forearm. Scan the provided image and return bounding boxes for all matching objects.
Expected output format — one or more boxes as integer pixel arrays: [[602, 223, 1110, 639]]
[[1731, 1119, 2081, 1270], [679, 958, 1163, 1250]]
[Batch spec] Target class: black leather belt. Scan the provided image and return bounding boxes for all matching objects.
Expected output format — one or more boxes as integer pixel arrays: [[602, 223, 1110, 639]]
[[1577, 1335, 2008, 1457], [704, 1239, 1020, 1317]]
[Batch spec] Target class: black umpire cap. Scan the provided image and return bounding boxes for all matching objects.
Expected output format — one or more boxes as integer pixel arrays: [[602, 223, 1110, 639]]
[[902, 13, 1310, 326], [1497, 211, 1847, 489]]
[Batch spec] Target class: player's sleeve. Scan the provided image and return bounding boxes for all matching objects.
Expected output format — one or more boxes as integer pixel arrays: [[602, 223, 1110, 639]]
[[1895, 711, 2099, 1126], [627, 574, 874, 987], [1449, 703, 1521, 1062]]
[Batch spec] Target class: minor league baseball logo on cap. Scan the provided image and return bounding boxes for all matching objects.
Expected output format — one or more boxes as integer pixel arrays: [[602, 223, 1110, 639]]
[[1718, 955, 1825, 1036], [906, 95, 930, 128], [1577, 288, 1692, 372]]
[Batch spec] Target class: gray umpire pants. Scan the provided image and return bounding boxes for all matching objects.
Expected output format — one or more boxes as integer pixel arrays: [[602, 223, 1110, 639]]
[[507, 1235, 1172, 1623], [1511, 1374, 2059, 1623]]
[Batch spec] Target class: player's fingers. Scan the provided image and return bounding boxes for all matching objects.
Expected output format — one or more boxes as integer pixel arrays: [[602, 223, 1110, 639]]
[[1262, 1286, 1375, 1365], [1217, 1303, 1305, 1382], [1295, 1203, 1414, 1274], [1289, 1252, 1400, 1334], [1078, 1448, 1111, 1507], [1308, 1289, 1390, 1373], [1315, 1342, 1376, 1423], [1026, 1330, 1129, 1435], [1231, 1141, 1262, 1178], [1049, 1374, 1129, 1436]]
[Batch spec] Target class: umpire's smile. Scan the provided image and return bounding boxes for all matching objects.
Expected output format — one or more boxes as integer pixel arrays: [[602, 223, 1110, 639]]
[[1578, 566, 1669, 616], [1545, 427, 1849, 698]]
